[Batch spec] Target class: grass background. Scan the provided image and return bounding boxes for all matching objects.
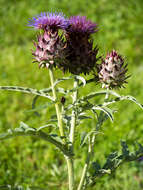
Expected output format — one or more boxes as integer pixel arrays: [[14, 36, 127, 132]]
[[0, 0, 143, 189]]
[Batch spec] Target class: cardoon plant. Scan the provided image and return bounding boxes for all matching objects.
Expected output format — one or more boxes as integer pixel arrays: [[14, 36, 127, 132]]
[[0, 11, 143, 190]]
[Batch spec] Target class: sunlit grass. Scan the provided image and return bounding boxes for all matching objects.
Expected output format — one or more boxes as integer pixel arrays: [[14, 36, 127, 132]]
[[0, 0, 143, 189]]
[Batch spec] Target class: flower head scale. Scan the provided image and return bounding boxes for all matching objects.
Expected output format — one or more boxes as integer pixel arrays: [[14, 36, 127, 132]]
[[67, 16, 97, 35], [28, 12, 69, 30], [56, 16, 98, 74], [97, 50, 129, 89]]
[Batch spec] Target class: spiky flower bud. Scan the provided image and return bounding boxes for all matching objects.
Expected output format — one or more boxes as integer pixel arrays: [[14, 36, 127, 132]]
[[57, 16, 99, 75], [28, 12, 69, 68], [97, 50, 128, 89]]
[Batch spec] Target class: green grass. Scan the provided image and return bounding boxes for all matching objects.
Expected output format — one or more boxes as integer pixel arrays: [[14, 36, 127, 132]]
[[0, 0, 143, 189]]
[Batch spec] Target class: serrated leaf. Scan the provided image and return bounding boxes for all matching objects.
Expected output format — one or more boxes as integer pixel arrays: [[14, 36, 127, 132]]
[[53, 77, 73, 87], [80, 131, 101, 147], [37, 124, 56, 131], [78, 115, 92, 120], [31, 95, 40, 116], [75, 75, 86, 86], [20, 121, 29, 130], [62, 114, 72, 127], [56, 87, 67, 94], [81, 90, 120, 101], [0, 185, 45, 190], [0, 86, 54, 101], [121, 95, 143, 109], [26, 102, 53, 113], [46, 119, 58, 123], [89, 141, 143, 185], [40, 87, 52, 93], [92, 106, 114, 122], [121, 141, 130, 158], [0, 126, 71, 156]]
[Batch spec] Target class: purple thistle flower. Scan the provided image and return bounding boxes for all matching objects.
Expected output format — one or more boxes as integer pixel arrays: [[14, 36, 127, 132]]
[[28, 12, 69, 30], [29, 12, 68, 69], [56, 16, 99, 74], [67, 16, 97, 34]]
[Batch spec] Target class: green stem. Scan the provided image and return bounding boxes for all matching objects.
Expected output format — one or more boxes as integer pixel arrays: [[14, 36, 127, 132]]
[[49, 68, 65, 138], [78, 89, 110, 189], [0, 130, 71, 156], [66, 78, 78, 190], [66, 156, 74, 190], [77, 138, 92, 190], [69, 79, 78, 144]]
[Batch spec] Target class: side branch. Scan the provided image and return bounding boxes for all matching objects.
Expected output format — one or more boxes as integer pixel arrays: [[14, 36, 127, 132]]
[[0, 129, 71, 157], [0, 86, 54, 101]]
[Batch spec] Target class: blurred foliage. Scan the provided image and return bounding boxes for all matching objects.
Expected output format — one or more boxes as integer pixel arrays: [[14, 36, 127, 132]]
[[0, 0, 143, 189]]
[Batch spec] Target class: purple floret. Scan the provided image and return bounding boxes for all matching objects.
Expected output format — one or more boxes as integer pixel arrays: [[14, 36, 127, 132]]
[[28, 12, 69, 30], [68, 16, 97, 34], [138, 156, 143, 161]]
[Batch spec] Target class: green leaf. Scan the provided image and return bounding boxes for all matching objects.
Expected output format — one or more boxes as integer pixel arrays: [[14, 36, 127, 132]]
[[75, 76, 86, 86], [40, 87, 52, 93], [81, 90, 120, 101], [88, 141, 143, 188], [62, 114, 72, 128], [80, 131, 101, 147], [56, 87, 67, 94], [0, 123, 72, 156], [0, 185, 45, 190], [121, 95, 143, 109], [121, 141, 130, 158], [26, 102, 53, 113], [0, 86, 54, 101], [37, 124, 56, 131], [78, 115, 92, 120], [53, 77, 73, 87], [92, 106, 114, 122]]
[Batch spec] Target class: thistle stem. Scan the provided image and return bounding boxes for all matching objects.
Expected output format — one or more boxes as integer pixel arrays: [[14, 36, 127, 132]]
[[105, 87, 109, 100], [77, 138, 92, 190], [66, 156, 74, 190], [66, 78, 78, 190], [78, 88, 110, 189], [69, 79, 78, 144], [49, 68, 65, 138]]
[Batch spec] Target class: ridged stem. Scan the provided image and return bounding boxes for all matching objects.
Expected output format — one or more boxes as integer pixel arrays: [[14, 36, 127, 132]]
[[77, 139, 92, 190], [78, 89, 110, 189], [66, 156, 74, 190], [66, 78, 78, 190], [49, 68, 65, 138], [69, 79, 78, 144]]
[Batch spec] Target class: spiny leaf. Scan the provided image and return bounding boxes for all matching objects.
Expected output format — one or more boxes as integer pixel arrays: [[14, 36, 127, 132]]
[[89, 141, 143, 185], [0, 185, 46, 190], [75, 76, 86, 86], [121, 95, 143, 109], [0, 123, 72, 156], [121, 141, 130, 158], [56, 87, 67, 94], [92, 106, 114, 122], [26, 102, 53, 113], [0, 86, 54, 101], [81, 90, 120, 101], [78, 115, 92, 120], [37, 124, 56, 131], [53, 76, 73, 87], [80, 131, 101, 147]]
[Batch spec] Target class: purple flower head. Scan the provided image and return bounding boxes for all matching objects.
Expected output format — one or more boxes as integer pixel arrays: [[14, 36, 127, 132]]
[[28, 12, 69, 30], [97, 50, 128, 89], [138, 156, 143, 161], [68, 16, 97, 35]]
